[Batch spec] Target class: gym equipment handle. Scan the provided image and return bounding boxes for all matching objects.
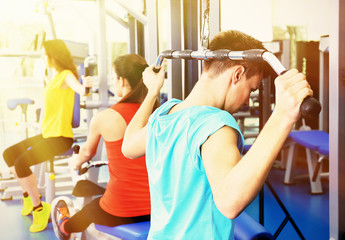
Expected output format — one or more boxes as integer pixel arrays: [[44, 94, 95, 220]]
[[73, 145, 80, 154], [84, 56, 97, 95], [78, 161, 108, 175], [84, 67, 91, 95], [153, 49, 321, 118], [72, 145, 108, 175]]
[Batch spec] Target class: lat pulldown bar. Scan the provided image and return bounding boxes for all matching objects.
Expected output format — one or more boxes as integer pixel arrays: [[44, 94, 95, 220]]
[[153, 49, 321, 118]]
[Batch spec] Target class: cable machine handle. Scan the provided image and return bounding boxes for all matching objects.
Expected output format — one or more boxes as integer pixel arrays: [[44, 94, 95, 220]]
[[153, 49, 321, 118], [84, 67, 91, 95], [84, 56, 97, 95]]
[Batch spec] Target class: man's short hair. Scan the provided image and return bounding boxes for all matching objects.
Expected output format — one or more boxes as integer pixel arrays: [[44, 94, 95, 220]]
[[203, 30, 269, 79]]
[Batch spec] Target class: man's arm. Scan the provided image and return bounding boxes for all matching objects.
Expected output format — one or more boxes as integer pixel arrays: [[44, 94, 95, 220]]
[[202, 69, 312, 219], [122, 66, 165, 159]]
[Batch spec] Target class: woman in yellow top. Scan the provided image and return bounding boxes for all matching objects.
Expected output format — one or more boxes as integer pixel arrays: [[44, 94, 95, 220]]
[[2, 39, 92, 233]]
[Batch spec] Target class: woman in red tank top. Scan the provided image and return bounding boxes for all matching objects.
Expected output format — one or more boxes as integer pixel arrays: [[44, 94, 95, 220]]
[[51, 54, 160, 240]]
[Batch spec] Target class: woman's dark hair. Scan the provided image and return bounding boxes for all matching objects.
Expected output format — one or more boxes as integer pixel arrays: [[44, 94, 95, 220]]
[[114, 54, 159, 109], [42, 39, 79, 80]]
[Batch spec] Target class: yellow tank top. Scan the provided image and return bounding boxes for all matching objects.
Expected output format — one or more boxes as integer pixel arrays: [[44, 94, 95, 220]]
[[41, 70, 75, 138]]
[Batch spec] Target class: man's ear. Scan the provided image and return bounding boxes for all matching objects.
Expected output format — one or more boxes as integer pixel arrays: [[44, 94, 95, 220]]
[[119, 77, 126, 87], [233, 66, 245, 84]]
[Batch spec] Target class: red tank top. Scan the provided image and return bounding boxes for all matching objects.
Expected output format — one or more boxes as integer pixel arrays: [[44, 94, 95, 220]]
[[99, 103, 150, 217]]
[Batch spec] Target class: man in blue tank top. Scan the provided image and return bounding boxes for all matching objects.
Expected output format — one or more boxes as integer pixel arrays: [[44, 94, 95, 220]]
[[122, 30, 313, 239]]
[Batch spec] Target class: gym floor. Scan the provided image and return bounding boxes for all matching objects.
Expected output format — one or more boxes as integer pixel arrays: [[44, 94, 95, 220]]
[[247, 161, 329, 240], [0, 154, 329, 240]]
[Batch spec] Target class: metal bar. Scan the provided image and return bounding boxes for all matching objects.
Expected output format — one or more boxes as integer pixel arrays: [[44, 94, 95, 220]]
[[265, 181, 306, 240], [0, 51, 87, 63], [80, 100, 117, 109], [96, 0, 108, 110], [154, 49, 285, 75], [128, 16, 136, 54], [319, 36, 329, 132], [274, 217, 289, 239], [262, 51, 286, 75], [106, 9, 129, 28], [165, 0, 182, 100], [329, 0, 345, 239], [111, 0, 147, 24], [135, 18, 145, 57], [183, 0, 199, 99], [208, 0, 220, 42], [44, 10, 57, 39], [86, 0, 108, 185], [153, 49, 321, 120], [0, 51, 42, 58], [144, 0, 158, 65], [259, 187, 264, 225]]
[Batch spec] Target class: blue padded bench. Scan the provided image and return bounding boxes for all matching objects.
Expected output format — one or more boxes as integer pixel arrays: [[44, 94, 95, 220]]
[[284, 130, 329, 194], [234, 212, 274, 240], [289, 130, 328, 151], [94, 211, 273, 240], [95, 221, 150, 240], [318, 144, 329, 156]]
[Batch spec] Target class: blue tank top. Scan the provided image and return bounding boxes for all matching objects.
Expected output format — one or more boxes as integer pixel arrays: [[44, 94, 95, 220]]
[[146, 99, 244, 239]]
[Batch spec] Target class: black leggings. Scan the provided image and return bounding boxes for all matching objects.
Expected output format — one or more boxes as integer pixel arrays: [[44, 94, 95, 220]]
[[3, 134, 73, 178], [65, 197, 150, 233]]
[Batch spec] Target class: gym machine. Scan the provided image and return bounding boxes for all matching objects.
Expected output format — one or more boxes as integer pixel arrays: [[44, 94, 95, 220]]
[[153, 49, 321, 118], [152, 48, 322, 239]]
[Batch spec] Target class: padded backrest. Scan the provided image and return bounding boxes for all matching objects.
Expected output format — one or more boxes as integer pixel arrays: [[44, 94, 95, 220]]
[[72, 91, 80, 128], [72, 69, 84, 128]]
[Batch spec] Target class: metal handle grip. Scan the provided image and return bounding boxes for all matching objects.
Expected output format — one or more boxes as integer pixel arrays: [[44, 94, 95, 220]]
[[84, 56, 97, 95], [154, 49, 321, 118], [77, 161, 108, 175], [84, 67, 91, 95], [73, 145, 80, 154], [261, 52, 321, 118]]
